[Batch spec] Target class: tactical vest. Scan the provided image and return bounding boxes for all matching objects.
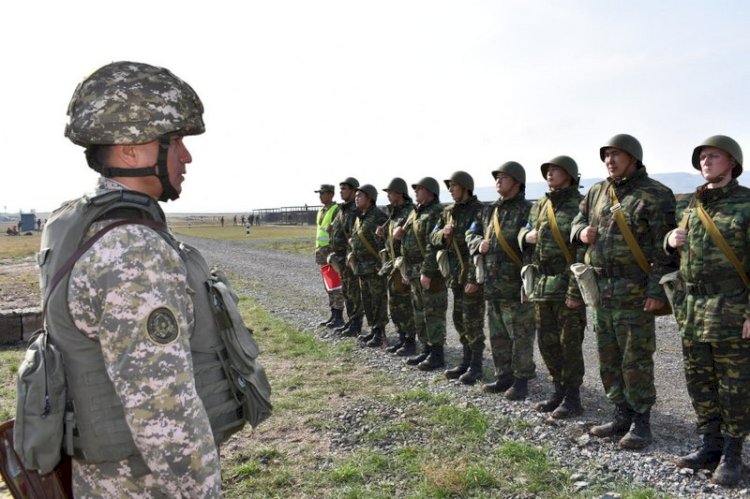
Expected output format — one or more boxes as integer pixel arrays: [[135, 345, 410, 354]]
[[315, 204, 338, 248], [39, 190, 245, 470]]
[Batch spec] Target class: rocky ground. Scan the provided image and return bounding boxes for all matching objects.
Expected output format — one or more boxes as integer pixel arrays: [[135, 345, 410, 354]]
[[182, 234, 750, 499]]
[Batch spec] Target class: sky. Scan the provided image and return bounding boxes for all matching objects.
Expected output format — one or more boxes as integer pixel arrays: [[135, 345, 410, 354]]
[[1, 0, 749, 214]]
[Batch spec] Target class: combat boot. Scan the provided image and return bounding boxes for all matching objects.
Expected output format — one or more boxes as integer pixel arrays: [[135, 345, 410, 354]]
[[458, 350, 483, 385], [675, 432, 723, 471], [590, 403, 632, 438], [445, 344, 472, 380], [319, 308, 335, 327], [406, 344, 430, 366], [343, 316, 362, 337], [417, 344, 445, 371], [396, 337, 417, 357], [481, 373, 514, 394], [386, 332, 405, 353], [334, 319, 351, 335], [551, 385, 583, 419], [711, 437, 745, 486], [619, 410, 652, 449], [326, 309, 345, 329], [358, 327, 375, 344], [366, 327, 384, 347], [534, 382, 564, 412], [504, 378, 528, 400]]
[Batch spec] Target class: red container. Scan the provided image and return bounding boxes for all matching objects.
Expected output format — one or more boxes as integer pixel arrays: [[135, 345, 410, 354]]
[[321, 264, 343, 291]]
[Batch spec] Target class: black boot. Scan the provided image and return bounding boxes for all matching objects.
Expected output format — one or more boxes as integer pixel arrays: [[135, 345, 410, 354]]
[[326, 309, 345, 329], [358, 326, 376, 344], [342, 316, 362, 337], [504, 378, 528, 400], [366, 327, 384, 347], [481, 373, 514, 394], [319, 308, 334, 327], [535, 382, 564, 412], [675, 432, 723, 471], [590, 403, 633, 438], [458, 350, 483, 385], [712, 437, 745, 486], [386, 332, 405, 353], [445, 345, 471, 380], [619, 410, 653, 449], [335, 318, 351, 334], [406, 343, 430, 366], [551, 385, 584, 419], [417, 344, 445, 371], [396, 337, 417, 357]]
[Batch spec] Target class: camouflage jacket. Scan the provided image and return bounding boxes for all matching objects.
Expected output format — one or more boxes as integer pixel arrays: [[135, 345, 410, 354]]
[[349, 204, 387, 275], [430, 195, 485, 287], [330, 199, 358, 255], [571, 167, 677, 308], [518, 185, 584, 302], [466, 194, 531, 302], [669, 180, 750, 341], [382, 201, 415, 263], [400, 198, 443, 279]]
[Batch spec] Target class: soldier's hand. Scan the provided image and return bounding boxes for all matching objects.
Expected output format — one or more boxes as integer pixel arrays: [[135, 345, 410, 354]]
[[420, 274, 431, 289], [443, 224, 454, 238], [580, 226, 597, 244], [479, 239, 490, 254], [644, 297, 664, 313], [525, 229, 538, 244], [743, 319, 750, 339], [667, 228, 687, 249], [565, 297, 583, 309], [465, 282, 480, 295], [393, 226, 404, 240], [375, 225, 384, 238]]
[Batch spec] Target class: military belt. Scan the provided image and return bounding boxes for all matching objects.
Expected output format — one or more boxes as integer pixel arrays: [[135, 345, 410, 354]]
[[537, 262, 567, 276], [685, 278, 745, 296], [594, 265, 644, 278]]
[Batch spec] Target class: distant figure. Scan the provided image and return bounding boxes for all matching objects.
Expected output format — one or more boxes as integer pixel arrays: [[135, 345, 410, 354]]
[[6, 226, 18, 236], [241, 215, 245, 225], [249, 213, 255, 226], [233, 215, 237, 226], [220, 216, 225, 227], [36, 218, 42, 231]]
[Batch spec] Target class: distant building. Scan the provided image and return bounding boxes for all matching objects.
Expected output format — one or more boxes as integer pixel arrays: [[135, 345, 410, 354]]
[[19, 212, 36, 231]]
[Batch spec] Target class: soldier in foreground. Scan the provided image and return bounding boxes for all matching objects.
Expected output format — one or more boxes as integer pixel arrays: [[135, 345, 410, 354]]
[[467, 162, 534, 399], [667, 135, 750, 486], [519, 156, 586, 418], [571, 134, 676, 449], [396, 177, 447, 370], [430, 171, 486, 385], [314, 184, 344, 329]]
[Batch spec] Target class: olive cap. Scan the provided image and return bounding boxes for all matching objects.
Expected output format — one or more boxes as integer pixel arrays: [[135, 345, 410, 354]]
[[340, 177, 360, 189], [383, 177, 409, 196], [356, 184, 378, 202], [541, 155, 579, 184], [492, 161, 526, 186], [443, 171, 474, 191], [315, 184, 335, 194], [692, 135, 743, 178], [599, 134, 643, 163], [411, 177, 441, 197]]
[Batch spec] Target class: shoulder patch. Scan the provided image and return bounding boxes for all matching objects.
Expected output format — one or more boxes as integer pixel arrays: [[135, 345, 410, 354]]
[[146, 307, 180, 345]]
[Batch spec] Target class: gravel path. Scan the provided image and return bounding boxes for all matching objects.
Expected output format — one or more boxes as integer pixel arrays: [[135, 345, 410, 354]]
[[184, 235, 749, 498]]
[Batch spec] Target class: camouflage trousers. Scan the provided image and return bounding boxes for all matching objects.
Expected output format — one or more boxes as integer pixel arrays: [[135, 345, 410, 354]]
[[342, 264, 362, 320], [451, 285, 486, 352], [536, 300, 586, 387], [592, 307, 655, 414], [388, 271, 415, 336], [682, 337, 750, 438], [408, 274, 448, 346], [487, 300, 535, 379], [359, 273, 388, 328]]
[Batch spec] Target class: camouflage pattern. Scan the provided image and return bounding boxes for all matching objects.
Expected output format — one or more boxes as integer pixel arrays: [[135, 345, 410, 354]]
[[316, 203, 344, 310], [360, 273, 389, 328], [518, 185, 586, 387], [670, 180, 750, 437], [351, 205, 389, 326], [68, 177, 221, 497], [383, 201, 416, 336], [65, 62, 205, 146], [430, 195, 485, 350], [330, 199, 362, 320], [466, 194, 533, 377]]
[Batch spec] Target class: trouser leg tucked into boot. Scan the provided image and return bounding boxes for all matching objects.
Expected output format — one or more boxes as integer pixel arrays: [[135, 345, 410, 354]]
[[342, 316, 362, 337], [551, 385, 583, 419], [386, 332, 405, 353], [481, 373, 514, 394], [406, 343, 430, 366], [319, 308, 335, 327], [712, 436, 745, 486], [418, 344, 445, 371], [675, 432, 723, 471], [326, 308, 345, 329], [458, 349, 483, 385], [504, 377, 528, 400], [396, 337, 417, 357], [619, 410, 653, 449], [534, 382, 564, 412], [590, 403, 633, 438], [334, 318, 351, 335], [445, 344, 471, 380], [366, 326, 385, 347]]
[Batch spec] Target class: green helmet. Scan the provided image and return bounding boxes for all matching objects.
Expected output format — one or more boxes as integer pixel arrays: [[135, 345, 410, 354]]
[[541, 155, 579, 184], [692, 135, 744, 178], [65, 61, 205, 146], [383, 177, 409, 196], [492, 161, 526, 186], [443, 171, 474, 191], [356, 184, 378, 202], [340, 177, 360, 189], [599, 134, 643, 163], [411, 177, 441, 197]]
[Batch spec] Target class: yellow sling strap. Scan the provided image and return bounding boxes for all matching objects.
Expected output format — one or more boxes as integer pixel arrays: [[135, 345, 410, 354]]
[[491, 206, 523, 268], [406, 210, 425, 257], [354, 217, 379, 258], [694, 201, 750, 288], [544, 198, 573, 266], [387, 221, 397, 264], [446, 212, 466, 280], [609, 187, 650, 274]]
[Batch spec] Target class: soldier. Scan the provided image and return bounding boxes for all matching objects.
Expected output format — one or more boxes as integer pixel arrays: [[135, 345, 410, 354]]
[[350, 184, 389, 346], [667, 136, 750, 486], [46, 61, 244, 496], [430, 171, 486, 385], [377, 178, 417, 355], [519, 156, 586, 418], [329, 177, 364, 337], [571, 133, 676, 449], [467, 162, 534, 399], [395, 177, 447, 370], [315, 184, 344, 329]]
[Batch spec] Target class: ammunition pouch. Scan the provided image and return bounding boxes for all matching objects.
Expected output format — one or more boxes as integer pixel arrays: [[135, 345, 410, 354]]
[[436, 250, 450, 279], [570, 263, 599, 307]]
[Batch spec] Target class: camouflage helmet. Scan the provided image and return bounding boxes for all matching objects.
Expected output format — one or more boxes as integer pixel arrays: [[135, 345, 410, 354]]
[[65, 61, 205, 146], [340, 177, 360, 189], [356, 184, 378, 202], [443, 171, 474, 191], [411, 176, 441, 197], [541, 155, 579, 184], [492, 161, 526, 186], [599, 133, 643, 163], [692, 135, 744, 178], [383, 177, 409, 196]]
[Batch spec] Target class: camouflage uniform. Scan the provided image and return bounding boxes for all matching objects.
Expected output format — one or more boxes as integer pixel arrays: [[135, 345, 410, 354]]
[[351, 205, 389, 329], [519, 185, 586, 389], [383, 201, 416, 338], [330, 199, 362, 322], [315, 202, 344, 311], [68, 178, 221, 498], [467, 194, 534, 379], [571, 167, 676, 414]]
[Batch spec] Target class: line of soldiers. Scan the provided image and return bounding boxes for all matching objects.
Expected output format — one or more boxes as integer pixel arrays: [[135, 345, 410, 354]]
[[314, 133, 750, 487]]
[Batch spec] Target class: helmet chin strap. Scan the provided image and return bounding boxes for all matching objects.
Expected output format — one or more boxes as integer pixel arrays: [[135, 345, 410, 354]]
[[85, 137, 180, 202]]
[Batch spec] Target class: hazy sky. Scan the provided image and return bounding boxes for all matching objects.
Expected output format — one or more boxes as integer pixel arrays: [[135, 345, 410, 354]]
[[1, 0, 748, 214]]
